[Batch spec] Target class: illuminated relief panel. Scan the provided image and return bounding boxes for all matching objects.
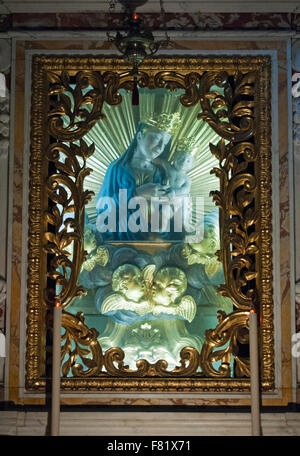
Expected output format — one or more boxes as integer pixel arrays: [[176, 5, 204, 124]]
[[66, 87, 233, 372], [27, 56, 273, 392]]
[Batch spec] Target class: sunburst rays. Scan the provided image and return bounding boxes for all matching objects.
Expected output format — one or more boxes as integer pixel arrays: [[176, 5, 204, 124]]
[[83, 88, 221, 223]]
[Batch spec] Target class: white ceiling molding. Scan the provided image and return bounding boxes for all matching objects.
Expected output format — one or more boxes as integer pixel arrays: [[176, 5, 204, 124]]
[[1, 0, 300, 14]]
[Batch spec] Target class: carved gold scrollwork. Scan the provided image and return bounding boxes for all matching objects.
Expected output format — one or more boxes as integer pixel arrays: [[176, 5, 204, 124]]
[[26, 56, 273, 392], [199, 70, 255, 141], [48, 70, 105, 141], [44, 139, 95, 307], [118, 70, 151, 91], [103, 71, 123, 105], [199, 310, 250, 378], [61, 311, 104, 376], [59, 316, 200, 378], [201, 71, 259, 311], [154, 71, 201, 106], [104, 346, 200, 377]]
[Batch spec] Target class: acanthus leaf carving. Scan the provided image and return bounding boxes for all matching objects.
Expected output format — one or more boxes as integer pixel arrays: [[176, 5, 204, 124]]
[[26, 55, 273, 392]]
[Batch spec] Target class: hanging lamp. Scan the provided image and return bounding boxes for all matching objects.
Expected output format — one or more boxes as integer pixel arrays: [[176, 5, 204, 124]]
[[107, 0, 170, 105]]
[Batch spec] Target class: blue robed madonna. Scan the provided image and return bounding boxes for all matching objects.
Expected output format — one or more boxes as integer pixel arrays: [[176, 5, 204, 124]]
[[95, 122, 172, 241]]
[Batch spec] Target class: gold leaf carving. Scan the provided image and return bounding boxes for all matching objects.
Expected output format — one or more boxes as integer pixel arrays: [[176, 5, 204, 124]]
[[103, 346, 200, 377], [26, 55, 273, 392], [44, 139, 95, 308], [61, 311, 103, 377], [48, 70, 105, 141], [200, 311, 251, 378]]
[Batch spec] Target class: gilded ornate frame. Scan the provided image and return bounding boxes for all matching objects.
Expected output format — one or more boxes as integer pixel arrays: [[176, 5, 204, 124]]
[[26, 55, 273, 392]]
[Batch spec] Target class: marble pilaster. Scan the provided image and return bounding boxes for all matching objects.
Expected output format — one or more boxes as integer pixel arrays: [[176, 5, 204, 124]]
[[0, 38, 11, 332], [0, 38, 11, 388], [292, 39, 300, 385]]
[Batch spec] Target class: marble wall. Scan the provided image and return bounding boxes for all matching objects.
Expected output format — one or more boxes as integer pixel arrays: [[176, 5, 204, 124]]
[[0, 33, 297, 406], [0, 39, 10, 389], [292, 41, 300, 385], [0, 12, 300, 32], [1, 411, 300, 436]]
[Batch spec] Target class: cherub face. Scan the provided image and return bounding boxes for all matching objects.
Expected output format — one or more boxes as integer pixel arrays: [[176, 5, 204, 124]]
[[204, 223, 218, 239], [112, 265, 145, 302], [202, 223, 220, 254], [123, 271, 145, 301], [84, 228, 97, 253], [173, 153, 194, 172], [151, 267, 187, 306], [190, 236, 219, 256], [198, 236, 219, 255]]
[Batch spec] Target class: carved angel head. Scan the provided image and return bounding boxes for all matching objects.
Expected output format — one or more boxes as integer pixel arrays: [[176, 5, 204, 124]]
[[151, 267, 187, 307], [172, 151, 195, 172], [111, 264, 145, 302], [83, 227, 97, 254]]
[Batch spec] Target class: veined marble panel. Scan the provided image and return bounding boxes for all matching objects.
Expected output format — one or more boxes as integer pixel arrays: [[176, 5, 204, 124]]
[[1, 1, 300, 14], [0, 411, 300, 436], [1, 12, 300, 33]]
